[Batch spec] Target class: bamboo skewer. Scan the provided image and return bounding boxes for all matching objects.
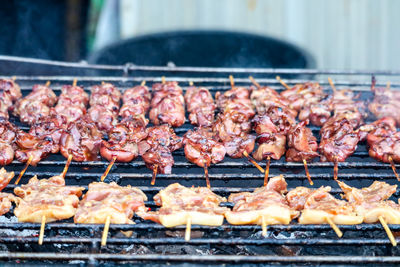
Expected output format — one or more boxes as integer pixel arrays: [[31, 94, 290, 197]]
[[151, 165, 158, 185], [189, 81, 194, 86], [101, 215, 111, 247], [72, 79, 77, 86], [185, 216, 192, 241], [61, 154, 73, 179], [333, 157, 339, 180], [101, 156, 117, 182], [243, 151, 264, 173], [38, 215, 46, 245], [327, 77, 337, 94], [388, 156, 400, 181], [275, 76, 291, 91], [249, 76, 261, 89], [45, 81, 51, 87], [264, 156, 271, 186], [11, 76, 16, 81], [204, 164, 210, 189], [303, 159, 313, 185], [161, 76, 166, 84], [379, 216, 397, 246], [229, 75, 235, 88], [141, 80, 146, 86], [261, 215, 267, 237], [326, 217, 343, 238], [15, 155, 33, 185]]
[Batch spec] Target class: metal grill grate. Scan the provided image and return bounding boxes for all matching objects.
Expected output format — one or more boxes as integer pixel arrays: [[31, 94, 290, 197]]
[[1, 55, 400, 265]]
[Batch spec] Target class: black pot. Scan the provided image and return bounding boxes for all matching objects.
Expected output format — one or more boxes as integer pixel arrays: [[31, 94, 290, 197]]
[[88, 30, 314, 69]]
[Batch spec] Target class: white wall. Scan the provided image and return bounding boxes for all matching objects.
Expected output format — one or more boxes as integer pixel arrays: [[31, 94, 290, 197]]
[[112, 0, 400, 70]]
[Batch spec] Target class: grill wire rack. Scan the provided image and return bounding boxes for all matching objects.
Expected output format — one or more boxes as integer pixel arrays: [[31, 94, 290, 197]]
[[1, 55, 400, 265]]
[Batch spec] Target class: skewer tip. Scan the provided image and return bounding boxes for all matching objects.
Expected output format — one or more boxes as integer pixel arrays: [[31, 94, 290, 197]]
[[73, 79, 78, 86], [100, 156, 117, 182], [189, 81, 194, 86], [161, 76, 166, 84], [141, 80, 146, 86], [264, 156, 271, 186], [243, 151, 264, 173], [185, 216, 192, 241], [38, 215, 46, 245], [61, 154, 73, 179], [229, 75, 234, 88], [101, 215, 111, 247], [151, 165, 158, 185], [45, 81, 51, 87], [326, 216, 343, 238], [261, 215, 267, 237], [15, 155, 33, 185], [379, 216, 397, 246]]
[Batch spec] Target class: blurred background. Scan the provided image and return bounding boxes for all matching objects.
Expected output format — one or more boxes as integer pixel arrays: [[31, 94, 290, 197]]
[[0, 0, 399, 70]]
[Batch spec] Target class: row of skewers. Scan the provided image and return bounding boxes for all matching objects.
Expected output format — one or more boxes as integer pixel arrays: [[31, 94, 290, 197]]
[[0, 75, 400, 187], [0, 167, 398, 247]]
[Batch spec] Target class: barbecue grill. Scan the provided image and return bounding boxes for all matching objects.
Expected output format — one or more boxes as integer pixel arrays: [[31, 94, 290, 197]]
[[1, 55, 400, 265]]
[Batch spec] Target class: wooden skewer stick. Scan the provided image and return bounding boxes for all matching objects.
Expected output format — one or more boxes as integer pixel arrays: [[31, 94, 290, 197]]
[[243, 151, 264, 173], [185, 216, 192, 241], [387, 81, 391, 90], [264, 156, 271, 186], [45, 81, 51, 87], [15, 155, 33, 185], [161, 76, 166, 84], [101, 156, 117, 182], [388, 156, 400, 181], [189, 81, 194, 86], [327, 77, 337, 94], [101, 215, 111, 247], [11, 76, 16, 81], [261, 215, 267, 237], [326, 216, 343, 238], [275, 76, 291, 91], [73, 78, 77, 86], [379, 216, 397, 246], [141, 80, 146, 86], [249, 76, 261, 89], [204, 164, 210, 188], [333, 157, 339, 181], [229, 75, 235, 88], [303, 159, 313, 185], [38, 215, 46, 245], [101, 81, 105, 85], [61, 154, 73, 179], [151, 165, 158, 185]]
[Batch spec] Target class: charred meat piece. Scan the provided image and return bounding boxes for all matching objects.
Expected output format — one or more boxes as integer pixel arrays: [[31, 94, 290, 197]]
[[138, 125, 182, 174], [60, 119, 103, 161], [338, 180, 400, 224], [15, 131, 57, 166], [286, 121, 319, 162], [225, 175, 299, 225], [330, 89, 366, 128], [55, 85, 89, 123], [14, 84, 57, 124], [369, 81, 400, 125], [119, 84, 151, 126], [185, 85, 216, 127], [88, 83, 121, 133], [358, 117, 396, 142], [149, 81, 185, 127], [0, 120, 18, 165], [137, 183, 228, 227], [74, 182, 147, 224], [368, 132, 400, 163], [0, 79, 22, 119], [100, 118, 147, 162], [183, 128, 226, 167], [28, 114, 67, 150], [250, 86, 296, 117], [223, 133, 255, 159], [319, 116, 360, 162], [14, 175, 84, 222], [287, 186, 363, 224]]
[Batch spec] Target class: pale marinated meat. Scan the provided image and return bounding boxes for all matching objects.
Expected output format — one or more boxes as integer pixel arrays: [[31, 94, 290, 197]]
[[0, 168, 14, 191], [338, 180, 400, 224], [225, 175, 299, 225], [137, 183, 228, 227], [74, 182, 147, 224], [290, 186, 363, 224], [185, 86, 216, 127], [286, 187, 312, 211], [149, 81, 185, 127], [59, 119, 103, 161], [286, 121, 319, 162], [0, 193, 14, 216], [183, 128, 226, 167], [14, 175, 84, 223]]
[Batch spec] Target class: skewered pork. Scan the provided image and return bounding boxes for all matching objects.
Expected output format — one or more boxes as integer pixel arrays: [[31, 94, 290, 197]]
[[138, 125, 182, 174], [185, 85, 216, 127], [60, 118, 103, 161], [54, 84, 89, 123], [287, 185, 363, 224], [250, 85, 296, 117], [149, 81, 185, 127], [225, 175, 299, 225], [137, 183, 228, 227], [119, 84, 151, 126], [0, 119, 18, 165], [74, 182, 147, 224], [0, 79, 22, 119], [183, 127, 225, 167], [88, 83, 121, 133], [286, 120, 319, 162], [338, 180, 400, 224], [14, 175, 84, 222], [369, 79, 400, 125]]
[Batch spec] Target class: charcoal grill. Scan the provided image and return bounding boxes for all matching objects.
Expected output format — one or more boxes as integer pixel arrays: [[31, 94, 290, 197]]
[[1, 55, 400, 265]]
